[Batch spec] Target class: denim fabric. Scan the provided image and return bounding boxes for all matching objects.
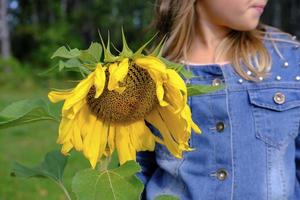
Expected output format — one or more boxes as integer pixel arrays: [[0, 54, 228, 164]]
[[136, 30, 300, 200]]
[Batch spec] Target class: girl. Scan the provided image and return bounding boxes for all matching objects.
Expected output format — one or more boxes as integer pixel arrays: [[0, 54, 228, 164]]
[[136, 0, 300, 200]]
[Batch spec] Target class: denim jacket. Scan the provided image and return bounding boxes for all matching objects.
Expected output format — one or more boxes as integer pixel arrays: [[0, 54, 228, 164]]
[[136, 28, 300, 200]]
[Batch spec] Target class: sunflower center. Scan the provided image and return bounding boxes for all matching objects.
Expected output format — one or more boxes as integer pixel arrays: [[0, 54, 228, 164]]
[[86, 63, 158, 123]]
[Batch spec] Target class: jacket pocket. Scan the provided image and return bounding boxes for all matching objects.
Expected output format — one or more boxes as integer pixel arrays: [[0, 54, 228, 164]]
[[247, 87, 300, 149]]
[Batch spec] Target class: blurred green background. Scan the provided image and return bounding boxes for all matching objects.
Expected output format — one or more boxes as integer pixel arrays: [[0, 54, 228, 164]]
[[0, 0, 299, 199]]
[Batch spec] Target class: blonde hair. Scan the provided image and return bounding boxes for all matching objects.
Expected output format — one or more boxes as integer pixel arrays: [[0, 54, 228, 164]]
[[153, 0, 298, 82]]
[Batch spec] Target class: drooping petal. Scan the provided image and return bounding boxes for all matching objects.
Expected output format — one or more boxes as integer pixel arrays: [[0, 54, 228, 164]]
[[166, 69, 187, 96], [61, 141, 73, 155], [164, 84, 184, 113], [74, 105, 90, 139], [94, 64, 107, 98], [48, 90, 73, 103], [116, 123, 136, 165], [128, 120, 155, 151], [63, 71, 95, 110], [72, 116, 83, 151], [108, 58, 129, 93], [156, 82, 169, 107], [57, 117, 73, 144], [157, 106, 186, 144], [107, 124, 116, 156], [181, 105, 201, 134], [135, 56, 167, 75], [98, 121, 109, 160], [145, 109, 182, 158], [82, 114, 100, 169], [62, 99, 86, 119]]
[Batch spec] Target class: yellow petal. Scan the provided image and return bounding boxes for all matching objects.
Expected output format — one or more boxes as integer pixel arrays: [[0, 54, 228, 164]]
[[63, 71, 95, 110], [76, 104, 91, 138], [57, 117, 73, 144], [98, 121, 109, 160], [61, 141, 73, 155], [166, 69, 187, 96], [181, 105, 201, 134], [107, 124, 116, 156], [108, 59, 129, 93], [116, 124, 136, 165], [135, 56, 167, 75], [62, 99, 86, 119], [145, 109, 182, 158], [72, 116, 83, 151], [82, 115, 101, 169], [164, 84, 184, 113], [128, 120, 155, 151], [48, 90, 73, 103], [94, 64, 106, 98], [156, 82, 169, 107], [157, 106, 188, 146]]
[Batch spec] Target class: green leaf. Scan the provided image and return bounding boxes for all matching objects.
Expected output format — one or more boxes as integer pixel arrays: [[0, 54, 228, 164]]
[[11, 150, 67, 182], [0, 98, 61, 129], [187, 84, 226, 96], [59, 59, 90, 74], [11, 150, 72, 200], [72, 160, 144, 200], [51, 46, 81, 59], [79, 42, 102, 63], [155, 195, 180, 200]]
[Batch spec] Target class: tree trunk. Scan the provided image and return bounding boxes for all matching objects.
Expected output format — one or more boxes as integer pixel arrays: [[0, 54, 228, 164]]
[[0, 0, 11, 59]]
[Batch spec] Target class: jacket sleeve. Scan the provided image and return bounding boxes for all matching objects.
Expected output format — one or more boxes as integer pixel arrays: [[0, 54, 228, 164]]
[[295, 129, 300, 182]]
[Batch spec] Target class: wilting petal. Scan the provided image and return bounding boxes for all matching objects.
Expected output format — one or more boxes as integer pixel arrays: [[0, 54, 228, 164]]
[[94, 64, 106, 98], [107, 124, 116, 156], [181, 105, 201, 134], [157, 106, 187, 145], [108, 58, 129, 93], [48, 90, 73, 103], [72, 116, 83, 151], [98, 121, 109, 160], [63, 72, 95, 110], [156, 82, 169, 107], [61, 141, 73, 155], [166, 69, 187, 96], [57, 117, 73, 144], [145, 109, 182, 158], [83, 115, 100, 169], [129, 120, 155, 151], [116, 124, 136, 165], [135, 56, 167, 75]]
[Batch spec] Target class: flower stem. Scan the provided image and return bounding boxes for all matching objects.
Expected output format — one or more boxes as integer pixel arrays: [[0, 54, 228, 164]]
[[98, 156, 111, 171], [58, 181, 72, 200]]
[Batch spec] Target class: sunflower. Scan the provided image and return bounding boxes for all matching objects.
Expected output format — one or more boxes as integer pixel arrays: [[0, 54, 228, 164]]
[[48, 32, 201, 169]]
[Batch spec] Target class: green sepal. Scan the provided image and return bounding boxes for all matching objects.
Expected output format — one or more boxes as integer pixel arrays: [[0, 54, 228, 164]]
[[132, 32, 158, 59], [98, 29, 119, 63], [119, 27, 133, 58], [150, 34, 167, 57]]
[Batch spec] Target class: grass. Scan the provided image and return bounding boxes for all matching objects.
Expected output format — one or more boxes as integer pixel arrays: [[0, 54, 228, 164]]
[[0, 76, 90, 200]]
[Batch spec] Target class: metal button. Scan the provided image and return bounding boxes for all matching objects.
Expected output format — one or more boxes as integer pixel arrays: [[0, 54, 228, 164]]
[[273, 92, 285, 104], [216, 121, 225, 132], [282, 61, 289, 68], [216, 169, 228, 181], [212, 78, 223, 86]]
